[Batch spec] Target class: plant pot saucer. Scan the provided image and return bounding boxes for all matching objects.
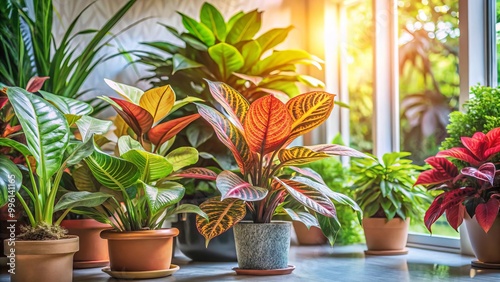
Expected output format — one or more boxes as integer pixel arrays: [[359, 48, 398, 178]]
[[102, 264, 179, 279], [232, 265, 295, 276], [471, 260, 500, 269], [74, 259, 109, 269], [364, 249, 408, 256]]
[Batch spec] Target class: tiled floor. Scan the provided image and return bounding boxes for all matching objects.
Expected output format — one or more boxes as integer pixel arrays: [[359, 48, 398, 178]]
[[2, 244, 500, 281]]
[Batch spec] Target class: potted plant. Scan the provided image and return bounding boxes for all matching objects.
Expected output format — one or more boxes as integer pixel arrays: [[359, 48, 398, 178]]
[[0, 86, 112, 282], [351, 152, 429, 255], [77, 80, 207, 279], [415, 127, 500, 266], [174, 81, 365, 274]]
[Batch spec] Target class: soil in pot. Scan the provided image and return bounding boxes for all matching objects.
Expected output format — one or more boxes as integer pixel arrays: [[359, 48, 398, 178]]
[[61, 219, 111, 268], [363, 217, 409, 255], [233, 221, 293, 273], [100, 228, 179, 272], [464, 214, 500, 265], [4, 236, 79, 282], [292, 221, 327, 245]]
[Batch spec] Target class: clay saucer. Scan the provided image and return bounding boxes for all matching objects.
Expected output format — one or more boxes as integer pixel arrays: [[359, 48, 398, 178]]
[[74, 259, 109, 269], [471, 260, 500, 269], [102, 264, 179, 279], [233, 265, 295, 276], [364, 249, 409, 256]]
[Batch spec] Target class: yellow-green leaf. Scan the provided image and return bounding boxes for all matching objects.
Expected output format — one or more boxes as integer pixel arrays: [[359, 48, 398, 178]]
[[278, 146, 330, 166], [139, 85, 176, 124]]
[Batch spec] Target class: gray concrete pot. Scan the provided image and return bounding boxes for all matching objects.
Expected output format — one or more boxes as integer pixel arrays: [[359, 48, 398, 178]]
[[233, 221, 291, 270]]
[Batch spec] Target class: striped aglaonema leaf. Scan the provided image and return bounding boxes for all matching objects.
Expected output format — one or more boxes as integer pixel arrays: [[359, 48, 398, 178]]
[[274, 177, 336, 217], [284, 208, 319, 229], [148, 114, 200, 148], [105, 78, 144, 104], [101, 96, 153, 137], [243, 95, 292, 155], [139, 85, 175, 124], [205, 80, 249, 130], [278, 146, 330, 166], [216, 170, 268, 201], [84, 145, 140, 190], [39, 90, 93, 116], [142, 181, 184, 215], [169, 167, 218, 181], [286, 91, 335, 143], [54, 191, 112, 212], [121, 149, 173, 183], [316, 213, 341, 246], [289, 166, 326, 185], [7, 87, 69, 181], [197, 104, 253, 174], [306, 144, 368, 159], [196, 196, 246, 247]]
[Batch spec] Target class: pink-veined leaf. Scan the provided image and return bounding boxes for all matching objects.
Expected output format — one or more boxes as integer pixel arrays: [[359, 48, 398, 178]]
[[305, 144, 368, 159], [205, 80, 249, 131], [216, 170, 268, 201], [289, 166, 326, 185], [461, 163, 496, 186], [475, 198, 500, 233]]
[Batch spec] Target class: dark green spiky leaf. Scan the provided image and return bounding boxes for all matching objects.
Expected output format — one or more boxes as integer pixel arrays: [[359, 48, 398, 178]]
[[208, 43, 244, 80], [122, 149, 173, 182], [39, 90, 93, 116], [54, 191, 111, 212], [200, 2, 227, 41], [216, 170, 267, 201], [0, 156, 22, 206], [142, 181, 184, 214], [178, 12, 215, 46], [166, 147, 198, 171]]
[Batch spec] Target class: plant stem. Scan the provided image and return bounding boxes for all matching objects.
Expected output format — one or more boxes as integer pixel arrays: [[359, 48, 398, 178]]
[[16, 192, 35, 227]]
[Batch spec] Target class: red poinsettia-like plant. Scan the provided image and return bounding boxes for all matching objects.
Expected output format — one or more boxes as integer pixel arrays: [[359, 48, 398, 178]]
[[174, 80, 367, 246], [415, 127, 500, 233]]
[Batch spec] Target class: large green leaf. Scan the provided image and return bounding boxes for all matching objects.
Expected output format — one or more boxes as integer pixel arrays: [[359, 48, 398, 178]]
[[284, 208, 319, 229], [104, 78, 144, 104], [241, 40, 261, 71], [0, 138, 31, 158], [208, 43, 244, 80], [168, 203, 208, 220], [172, 54, 204, 74], [64, 139, 95, 167], [75, 115, 113, 142], [84, 145, 140, 190], [7, 87, 69, 181], [226, 10, 261, 44], [186, 121, 214, 148], [251, 50, 320, 76], [122, 149, 173, 182], [117, 135, 144, 155], [39, 90, 93, 116], [196, 196, 246, 246], [256, 26, 293, 53], [216, 170, 267, 201], [54, 191, 112, 212], [0, 156, 22, 206], [142, 181, 184, 214], [178, 12, 215, 46], [166, 147, 198, 172], [73, 162, 102, 192], [317, 213, 341, 246], [200, 2, 226, 41]]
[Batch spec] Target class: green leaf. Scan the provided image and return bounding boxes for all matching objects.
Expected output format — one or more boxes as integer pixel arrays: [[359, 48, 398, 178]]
[[172, 54, 204, 74], [241, 40, 261, 71], [122, 149, 173, 182], [226, 11, 245, 32], [251, 50, 320, 76], [73, 162, 102, 192], [297, 75, 325, 88], [39, 90, 93, 116], [141, 41, 182, 54], [256, 26, 293, 53], [75, 115, 113, 142], [380, 179, 390, 197], [317, 213, 341, 246], [117, 135, 144, 155], [284, 208, 319, 229], [64, 139, 95, 166], [208, 43, 244, 80], [178, 12, 215, 46], [0, 156, 22, 206], [84, 145, 140, 190], [7, 87, 69, 181], [186, 121, 214, 147], [226, 10, 261, 44], [170, 96, 204, 114], [200, 2, 227, 41], [180, 33, 209, 51], [166, 147, 199, 171], [0, 138, 31, 158], [168, 203, 208, 220], [216, 170, 268, 201], [54, 191, 112, 212], [104, 79, 144, 104], [142, 181, 184, 214]]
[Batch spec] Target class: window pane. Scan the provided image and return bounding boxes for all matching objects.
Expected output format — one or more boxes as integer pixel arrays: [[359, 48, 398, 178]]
[[398, 0, 460, 239]]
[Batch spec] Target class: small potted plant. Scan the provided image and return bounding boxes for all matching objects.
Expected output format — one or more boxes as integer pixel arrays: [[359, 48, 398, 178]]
[[415, 127, 500, 266], [0, 86, 112, 282], [351, 152, 429, 255], [175, 81, 365, 275], [78, 80, 207, 279]]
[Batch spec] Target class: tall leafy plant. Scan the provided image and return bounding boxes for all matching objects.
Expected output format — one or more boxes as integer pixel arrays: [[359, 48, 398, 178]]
[[173, 81, 366, 246]]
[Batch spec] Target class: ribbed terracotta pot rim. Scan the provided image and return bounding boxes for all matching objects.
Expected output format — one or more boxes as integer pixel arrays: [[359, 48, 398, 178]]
[[61, 218, 112, 230], [100, 228, 179, 240], [5, 235, 79, 255], [237, 220, 291, 226]]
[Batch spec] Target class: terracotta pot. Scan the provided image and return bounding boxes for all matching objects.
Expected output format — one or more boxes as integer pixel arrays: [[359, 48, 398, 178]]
[[363, 217, 409, 251], [61, 219, 111, 267], [292, 221, 327, 245], [100, 228, 179, 271], [4, 236, 79, 282], [233, 221, 291, 270], [464, 214, 500, 263]]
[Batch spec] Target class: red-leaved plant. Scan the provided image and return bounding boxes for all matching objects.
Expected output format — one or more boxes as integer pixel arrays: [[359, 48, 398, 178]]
[[415, 127, 500, 233], [173, 80, 367, 246]]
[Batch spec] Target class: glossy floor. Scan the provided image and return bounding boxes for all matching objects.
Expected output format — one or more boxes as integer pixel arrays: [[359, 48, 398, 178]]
[[1, 244, 499, 281]]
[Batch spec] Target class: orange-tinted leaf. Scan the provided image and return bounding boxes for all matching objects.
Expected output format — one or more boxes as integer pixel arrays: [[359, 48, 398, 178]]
[[244, 95, 292, 155], [196, 196, 246, 247], [206, 80, 249, 130], [2, 125, 21, 138], [108, 97, 153, 137], [139, 85, 176, 124], [25, 76, 49, 92], [197, 104, 253, 174], [286, 91, 335, 142], [278, 146, 330, 166], [148, 114, 200, 147], [113, 115, 130, 139]]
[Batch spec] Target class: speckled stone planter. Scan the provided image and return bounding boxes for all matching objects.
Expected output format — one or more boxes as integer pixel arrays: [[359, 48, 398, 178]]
[[233, 221, 291, 270]]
